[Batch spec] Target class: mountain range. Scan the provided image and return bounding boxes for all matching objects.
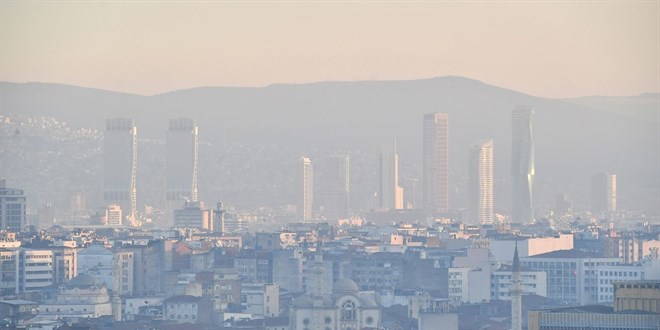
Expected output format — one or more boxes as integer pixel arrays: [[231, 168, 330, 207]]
[[1, 76, 658, 214]]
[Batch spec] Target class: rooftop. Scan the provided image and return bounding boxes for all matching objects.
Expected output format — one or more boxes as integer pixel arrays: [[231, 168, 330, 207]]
[[526, 249, 603, 259]]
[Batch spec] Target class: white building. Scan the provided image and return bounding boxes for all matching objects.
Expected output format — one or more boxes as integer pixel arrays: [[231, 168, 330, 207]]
[[467, 140, 493, 224], [77, 245, 113, 287], [521, 250, 620, 305], [491, 264, 547, 300], [489, 234, 574, 262], [379, 142, 404, 210], [39, 274, 112, 318], [19, 248, 53, 293], [241, 283, 279, 317], [596, 264, 644, 303], [299, 156, 314, 221], [448, 268, 469, 304]]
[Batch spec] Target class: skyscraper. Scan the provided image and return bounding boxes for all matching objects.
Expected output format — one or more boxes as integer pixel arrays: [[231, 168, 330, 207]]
[[468, 140, 494, 224], [0, 178, 26, 233], [591, 172, 616, 214], [166, 118, 199, 203], [299, 156, 314, 221], [103, 118, 137, 225], [423, 113, 449, 213], [379, 142, 404, 210], [320, 155, 350, 220], [511, 106, 534, 223]]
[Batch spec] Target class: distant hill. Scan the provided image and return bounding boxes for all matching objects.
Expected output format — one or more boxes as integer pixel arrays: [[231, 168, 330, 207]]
[[563, 93, 659, 122], [1, 77, 658, 214]]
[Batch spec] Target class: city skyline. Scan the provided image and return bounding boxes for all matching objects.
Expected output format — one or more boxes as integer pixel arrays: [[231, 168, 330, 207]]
[[0, 2, 658, 329]]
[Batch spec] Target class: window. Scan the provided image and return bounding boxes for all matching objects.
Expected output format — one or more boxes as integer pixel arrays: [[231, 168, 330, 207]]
[[342, 300, 356, 321]]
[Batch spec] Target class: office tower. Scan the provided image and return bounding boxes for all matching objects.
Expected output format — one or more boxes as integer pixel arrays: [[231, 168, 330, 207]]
[[379, 142, 404, 210], [299, 156, 314, 221], [103, 118, 138, 225], [511, 106, 534, 223], [468, 140, 494, 224], [173, 201, 212, 230], [321, 155, 350, 220], [591, 172, 617, 213], [423, 113, 449, 213], [166, 118, 199, 203], [0, 178, 26, 232]]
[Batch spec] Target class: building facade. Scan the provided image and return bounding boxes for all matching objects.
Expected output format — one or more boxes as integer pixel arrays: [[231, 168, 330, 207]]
[[166, 118, 199, 206], [103, 118, 137, 223], [591, 172, 617, 214], [422, 113, 449, 213], [511, 106, 534, 223], [521, 250, 620, 305], [468, 140, 494, 224], [173, 201, 212, 230], [379, 142, 404, 210], [0, 179, 26, 233], [299, 157, 314, 221]]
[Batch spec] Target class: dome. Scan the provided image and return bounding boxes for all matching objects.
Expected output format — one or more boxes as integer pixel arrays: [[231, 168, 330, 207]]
[[65, 274, 104, 289], [333, 278, 359, 294], [359, 296, 377, 307]]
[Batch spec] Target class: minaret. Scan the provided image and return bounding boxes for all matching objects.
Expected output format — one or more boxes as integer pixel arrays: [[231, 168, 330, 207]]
[[511, 240, 522, 330], [112, 253, 122, 321], [311, 240, 325, 329]]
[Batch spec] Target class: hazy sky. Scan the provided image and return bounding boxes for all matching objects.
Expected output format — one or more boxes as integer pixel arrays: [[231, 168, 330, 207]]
[[1, 1, 658, 98]]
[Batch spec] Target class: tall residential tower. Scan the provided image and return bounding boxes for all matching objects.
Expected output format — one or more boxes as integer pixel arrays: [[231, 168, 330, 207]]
[[423, 113, 449, 213], [468, 140, 494, 224], [511, 107, 534, 223], [299, 156, 314, 221]]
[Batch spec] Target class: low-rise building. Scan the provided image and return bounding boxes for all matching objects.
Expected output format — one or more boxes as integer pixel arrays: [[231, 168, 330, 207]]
[[39, 274, 112, 318], [163, 295, 213, 324]]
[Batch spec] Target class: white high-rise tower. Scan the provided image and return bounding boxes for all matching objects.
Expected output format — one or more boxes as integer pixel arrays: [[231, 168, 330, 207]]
[[468, 140, 494, 224], [299, 156, 314, 221], [379, 142, 404, 210]]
